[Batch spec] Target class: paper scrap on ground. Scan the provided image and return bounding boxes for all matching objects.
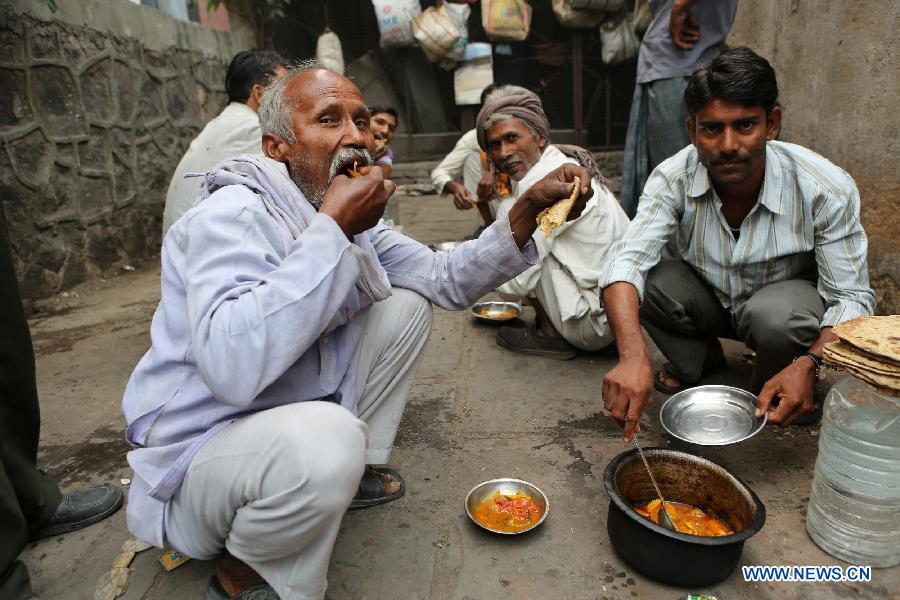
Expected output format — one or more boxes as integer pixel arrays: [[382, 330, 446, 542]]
[[94, 538, 154, 600]]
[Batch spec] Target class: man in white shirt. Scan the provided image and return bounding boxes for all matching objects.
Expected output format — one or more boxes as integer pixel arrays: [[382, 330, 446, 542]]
[[161, 51, 286, 233], [477, 87, 630, 359], [431, 83, 512, 234]]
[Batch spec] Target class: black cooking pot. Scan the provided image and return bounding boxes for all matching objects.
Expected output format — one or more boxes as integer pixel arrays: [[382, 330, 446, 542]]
[[603, 448, 765, 587]]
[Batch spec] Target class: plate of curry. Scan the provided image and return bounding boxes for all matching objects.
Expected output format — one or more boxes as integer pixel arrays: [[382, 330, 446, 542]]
[[470, 301, 523, 323], [465, 478, 549, 535]]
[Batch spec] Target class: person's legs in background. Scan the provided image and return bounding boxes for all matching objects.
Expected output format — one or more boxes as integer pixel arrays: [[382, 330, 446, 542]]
[[646, 76, 691, 169], [620, 83, 649, 219], [0, 207, 122, 600]]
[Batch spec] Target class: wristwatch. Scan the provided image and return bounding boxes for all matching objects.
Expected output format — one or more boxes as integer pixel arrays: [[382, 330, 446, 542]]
[[797, 351, 823, 377]]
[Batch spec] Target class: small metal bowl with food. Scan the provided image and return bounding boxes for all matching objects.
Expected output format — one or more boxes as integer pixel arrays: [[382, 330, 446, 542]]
[[465, 478, 549, 535], [470, 301, 523, 323]]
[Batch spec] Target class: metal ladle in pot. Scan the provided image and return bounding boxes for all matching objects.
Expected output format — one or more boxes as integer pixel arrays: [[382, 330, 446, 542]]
[[632, 435, 677, 532]]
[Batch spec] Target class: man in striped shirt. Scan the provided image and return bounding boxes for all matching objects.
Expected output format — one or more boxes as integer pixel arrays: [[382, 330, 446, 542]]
[[600, 47, 875, 441]]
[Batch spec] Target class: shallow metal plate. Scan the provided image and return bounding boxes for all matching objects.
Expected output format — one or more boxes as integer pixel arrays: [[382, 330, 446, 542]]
[[465, 478, 549, 535], [470, 301, 522, 322], [660, 385, 766, 446]]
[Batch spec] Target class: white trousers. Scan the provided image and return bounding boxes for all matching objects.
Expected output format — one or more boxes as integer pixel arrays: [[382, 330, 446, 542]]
[[499, 255, 614, 351], [164, 288, 433, 600]]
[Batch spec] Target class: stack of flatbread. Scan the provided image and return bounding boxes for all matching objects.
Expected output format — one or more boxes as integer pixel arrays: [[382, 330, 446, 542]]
[[824, 315, 900, 397]]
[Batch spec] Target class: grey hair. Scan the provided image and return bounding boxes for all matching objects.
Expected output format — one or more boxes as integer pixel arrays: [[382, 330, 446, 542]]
[[258, 58, 329, 144]]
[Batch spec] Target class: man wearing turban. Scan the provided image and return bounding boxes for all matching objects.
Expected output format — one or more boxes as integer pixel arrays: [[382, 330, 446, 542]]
[[476, 87, 630, 359]]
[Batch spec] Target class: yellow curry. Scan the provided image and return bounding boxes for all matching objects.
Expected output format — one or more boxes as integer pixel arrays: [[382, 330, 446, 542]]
[[634, 499, 732, 537], [474, 491, 543, 532]]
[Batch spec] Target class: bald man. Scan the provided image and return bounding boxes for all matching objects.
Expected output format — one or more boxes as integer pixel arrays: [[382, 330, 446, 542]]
[[122, 61, 593, 599]]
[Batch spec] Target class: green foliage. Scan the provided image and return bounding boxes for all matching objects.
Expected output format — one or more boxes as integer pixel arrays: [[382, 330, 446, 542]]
[[39, 0, 58, 12]]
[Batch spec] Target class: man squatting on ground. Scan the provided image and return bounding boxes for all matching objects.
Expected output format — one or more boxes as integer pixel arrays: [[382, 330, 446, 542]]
[[476, 87, 630, 360], [431, 83, 513, 233], [600, 47, 875, 442], [162, 50, 287, 233], [121, 60, 593, 600]]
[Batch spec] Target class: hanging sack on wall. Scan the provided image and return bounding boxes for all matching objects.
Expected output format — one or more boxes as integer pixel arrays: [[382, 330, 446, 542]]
[[371, 0, 422, 48], [567, 0, 624, 11], [552, 0, 606, 29], [482, 0, 532, 42], [600, 13, 640, 65], [442, 2, 471, 63], [631, 0, 652, 34], [315, 29, 345, 73], [411, 2, 463, 63]]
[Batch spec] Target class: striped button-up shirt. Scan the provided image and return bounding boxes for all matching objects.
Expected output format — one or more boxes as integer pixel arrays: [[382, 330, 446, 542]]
[[600, 141, 875, 327]]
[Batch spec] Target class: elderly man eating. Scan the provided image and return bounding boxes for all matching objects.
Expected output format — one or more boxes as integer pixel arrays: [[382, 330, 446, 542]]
[[121, 61, 591, 600], [477, 87, 630, 359]]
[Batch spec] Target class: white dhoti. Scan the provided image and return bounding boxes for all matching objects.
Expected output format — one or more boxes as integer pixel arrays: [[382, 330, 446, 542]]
[[495, 145, 630, 351], [497, 252, 614, 351], [163, 288, 432, 600]]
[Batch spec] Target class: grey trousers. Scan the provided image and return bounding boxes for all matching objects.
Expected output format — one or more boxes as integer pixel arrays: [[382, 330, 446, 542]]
[[164, 288, 433, 600], [620, 77, 691, 219], [640, 259, 824, 392]]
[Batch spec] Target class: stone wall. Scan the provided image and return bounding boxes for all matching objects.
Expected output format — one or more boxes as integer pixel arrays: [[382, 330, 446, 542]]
[[728, 0, 900, 315], [0, 0, 252, 301]]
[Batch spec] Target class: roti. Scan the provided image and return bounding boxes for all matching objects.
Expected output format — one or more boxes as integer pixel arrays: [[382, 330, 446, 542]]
[[824, 341, 900, 376], [537, 176, 580, 239], [832, 316, 900, 364]]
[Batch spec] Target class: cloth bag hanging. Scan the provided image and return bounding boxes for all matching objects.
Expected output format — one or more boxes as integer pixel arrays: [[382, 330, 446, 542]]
[[442, 2, 471, 63], [315, 29, 344, 73], [411, 2, 463, 63], [371, 0, 422, 48], [600, 12, 640, 65], [552, 0, 607, 29], [482, 0, 532, 42], [568, 0, 624, 11]]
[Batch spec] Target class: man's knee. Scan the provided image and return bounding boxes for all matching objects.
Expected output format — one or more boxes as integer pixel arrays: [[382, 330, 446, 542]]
[[739, 300, 821, 351], [641, 259, 695, 319], [266, 403, 366, 509]]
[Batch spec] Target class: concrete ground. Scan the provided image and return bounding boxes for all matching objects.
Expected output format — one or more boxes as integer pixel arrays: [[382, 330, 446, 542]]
[[21, 192, 897, 600]]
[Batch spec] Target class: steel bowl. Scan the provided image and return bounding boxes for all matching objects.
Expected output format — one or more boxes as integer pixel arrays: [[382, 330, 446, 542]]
[[604, 448, 766, 586], [464, 478, 549, 535], [470, 301, 523, 323], [659, 385, 766, 446]]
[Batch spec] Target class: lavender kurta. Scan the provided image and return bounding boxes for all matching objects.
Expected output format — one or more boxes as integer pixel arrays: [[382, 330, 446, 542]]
[[122, 157, 537, 546]]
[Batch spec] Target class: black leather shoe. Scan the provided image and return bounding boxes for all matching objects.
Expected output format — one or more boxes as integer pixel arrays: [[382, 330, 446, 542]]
[[29, 484, 124, 541]]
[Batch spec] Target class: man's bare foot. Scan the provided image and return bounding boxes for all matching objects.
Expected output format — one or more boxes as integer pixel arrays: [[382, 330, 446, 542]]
[[217, 550, 264, 598]]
